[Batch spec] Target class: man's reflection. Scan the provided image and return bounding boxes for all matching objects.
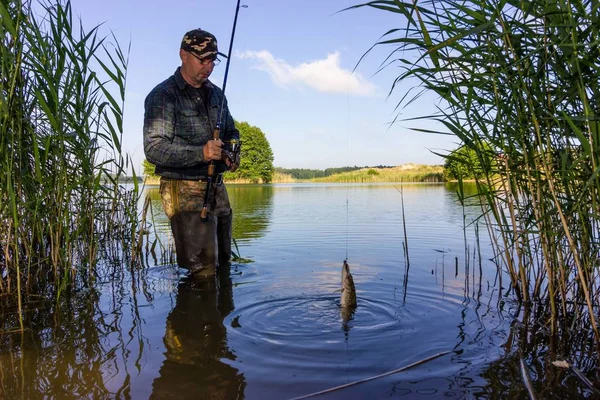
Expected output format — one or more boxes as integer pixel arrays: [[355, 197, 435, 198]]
[[151, 268, 245, 399]]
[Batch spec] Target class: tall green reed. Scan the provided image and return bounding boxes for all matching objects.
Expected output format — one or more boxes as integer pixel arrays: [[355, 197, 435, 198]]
[[0, 0, 141, 329], [349, 0, 600, 346]]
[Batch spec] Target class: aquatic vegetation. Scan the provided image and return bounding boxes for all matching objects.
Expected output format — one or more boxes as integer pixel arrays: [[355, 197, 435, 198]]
[[0, 0, 144, 328], [351, 0, 600, 374]]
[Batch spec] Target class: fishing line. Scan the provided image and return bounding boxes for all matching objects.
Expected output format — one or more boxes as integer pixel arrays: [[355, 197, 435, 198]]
[[240, 39, 248, 117], [345, 0, 352, 264]]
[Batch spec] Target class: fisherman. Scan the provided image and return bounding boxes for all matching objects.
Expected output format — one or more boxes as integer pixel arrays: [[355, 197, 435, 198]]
[[143, 28, 240, 279]]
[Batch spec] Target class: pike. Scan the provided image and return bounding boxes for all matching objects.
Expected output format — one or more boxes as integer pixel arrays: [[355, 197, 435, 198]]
[[341, 260, 357, 308], [340, 259, 357, 326]]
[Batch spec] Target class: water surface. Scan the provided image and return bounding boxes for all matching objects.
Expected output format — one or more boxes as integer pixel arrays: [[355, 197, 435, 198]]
[[0, 183, 531, 399]]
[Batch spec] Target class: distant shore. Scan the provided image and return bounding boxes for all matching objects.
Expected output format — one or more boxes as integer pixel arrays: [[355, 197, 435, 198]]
[[140, 164, 445, 185]]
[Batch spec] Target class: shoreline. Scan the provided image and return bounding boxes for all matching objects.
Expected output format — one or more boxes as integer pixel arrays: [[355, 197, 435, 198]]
[[139, 179, 462, 186], [136, 164, 468, 185]]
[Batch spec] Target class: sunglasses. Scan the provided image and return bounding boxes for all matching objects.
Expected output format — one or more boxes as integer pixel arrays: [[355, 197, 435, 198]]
[[188, 51, 221, 66]]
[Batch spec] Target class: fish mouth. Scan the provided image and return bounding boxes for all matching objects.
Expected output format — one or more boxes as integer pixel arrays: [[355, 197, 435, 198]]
[[342, 261, 351, 279]]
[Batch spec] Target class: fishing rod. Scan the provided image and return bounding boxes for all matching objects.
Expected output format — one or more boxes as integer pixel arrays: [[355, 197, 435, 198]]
[[201, 0, 247, 220]]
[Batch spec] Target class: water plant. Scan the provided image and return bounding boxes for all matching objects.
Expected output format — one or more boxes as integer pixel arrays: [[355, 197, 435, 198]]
[[348, 0, 600, 353], [0, 0, 141, 329]]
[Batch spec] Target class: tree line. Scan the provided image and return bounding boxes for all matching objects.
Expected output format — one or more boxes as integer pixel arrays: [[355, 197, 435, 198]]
[[275, 165, 395, 180]]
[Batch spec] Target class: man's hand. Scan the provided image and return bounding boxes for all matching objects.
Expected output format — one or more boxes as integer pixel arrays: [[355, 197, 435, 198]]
[[203, 139, 223, 161]]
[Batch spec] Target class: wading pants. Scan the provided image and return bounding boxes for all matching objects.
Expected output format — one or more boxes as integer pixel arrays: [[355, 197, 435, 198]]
[[160, 178, 233, 278]]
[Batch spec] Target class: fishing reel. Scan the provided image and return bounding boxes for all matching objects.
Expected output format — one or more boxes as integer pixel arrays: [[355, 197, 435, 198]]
[[222, 139, 241, 168]]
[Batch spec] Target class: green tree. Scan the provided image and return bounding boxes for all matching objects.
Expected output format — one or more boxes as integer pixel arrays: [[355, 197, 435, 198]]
[[226, 121, 274, 183], [443, 143, 493, 181]]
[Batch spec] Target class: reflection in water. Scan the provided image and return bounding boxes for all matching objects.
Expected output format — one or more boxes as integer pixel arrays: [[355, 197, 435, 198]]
[[0, 290, 115, 398], [143, 184, 274, 242], [227, 184, 273, 241], [151, 269, 246, 400]]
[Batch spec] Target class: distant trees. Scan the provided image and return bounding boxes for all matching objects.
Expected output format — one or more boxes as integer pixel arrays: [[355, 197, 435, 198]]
[[276, 165, 394, 180]]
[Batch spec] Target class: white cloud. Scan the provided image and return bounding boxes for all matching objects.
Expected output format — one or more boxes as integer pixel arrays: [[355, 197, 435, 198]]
[[238, 50, 377, 96]]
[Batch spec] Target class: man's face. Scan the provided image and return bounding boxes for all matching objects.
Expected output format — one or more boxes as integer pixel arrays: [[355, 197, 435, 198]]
[[179, 50, 215, 87]]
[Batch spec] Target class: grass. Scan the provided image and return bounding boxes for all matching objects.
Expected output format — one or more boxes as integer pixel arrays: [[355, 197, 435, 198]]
[[311, 164, 443, 183]]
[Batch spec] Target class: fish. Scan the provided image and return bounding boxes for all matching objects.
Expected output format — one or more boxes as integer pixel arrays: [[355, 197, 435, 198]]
[[340, 260, 357, 326], [341, 260, 357, 309]]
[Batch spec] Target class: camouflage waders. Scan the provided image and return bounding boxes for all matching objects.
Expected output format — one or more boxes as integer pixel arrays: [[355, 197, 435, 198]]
[[160, 177, 233, 277]]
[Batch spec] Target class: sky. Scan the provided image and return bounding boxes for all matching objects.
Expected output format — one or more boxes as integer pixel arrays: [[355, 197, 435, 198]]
[[68, 0, 460, 171]]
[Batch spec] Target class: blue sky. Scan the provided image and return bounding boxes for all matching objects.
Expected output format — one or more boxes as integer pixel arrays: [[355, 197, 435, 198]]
[[70, 0, 459, 171]]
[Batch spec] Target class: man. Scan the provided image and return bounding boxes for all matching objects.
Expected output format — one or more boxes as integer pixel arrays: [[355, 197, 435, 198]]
[[143, 28, 240, 279]]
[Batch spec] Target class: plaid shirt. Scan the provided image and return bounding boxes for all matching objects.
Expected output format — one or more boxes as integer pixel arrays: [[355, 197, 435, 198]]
[[143, 67, 239, 180]]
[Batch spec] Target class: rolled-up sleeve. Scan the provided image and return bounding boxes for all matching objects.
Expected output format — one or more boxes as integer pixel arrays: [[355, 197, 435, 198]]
[[143, 89, 205, 168]]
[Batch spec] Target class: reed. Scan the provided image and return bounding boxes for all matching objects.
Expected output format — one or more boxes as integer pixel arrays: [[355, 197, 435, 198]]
[[350, 0, 600, 347], [0, 0, 141, 328], [270, 172, 296, 183]]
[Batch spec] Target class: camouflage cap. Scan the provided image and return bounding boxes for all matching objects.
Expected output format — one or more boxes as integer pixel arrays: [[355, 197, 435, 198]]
[[180, 29, 228, 60]]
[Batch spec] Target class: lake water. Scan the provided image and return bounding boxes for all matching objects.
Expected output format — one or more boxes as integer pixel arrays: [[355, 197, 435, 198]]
[[0, 183, 553, 398]]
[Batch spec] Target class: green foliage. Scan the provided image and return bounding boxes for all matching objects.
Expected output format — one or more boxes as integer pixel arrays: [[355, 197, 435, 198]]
[[231, 239, 253, 263], [225, 121, 274, 183], [356, 0, 600, 346], [0, 0, 137, 307], [143, 159, 156, 177], [367, 168, 379, 176], [443, 143, 493, 180], [276, 165, 393, 179]]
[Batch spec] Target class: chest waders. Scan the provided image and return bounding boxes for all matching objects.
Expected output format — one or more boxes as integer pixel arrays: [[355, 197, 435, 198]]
[[160, 178, 232, 278]]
